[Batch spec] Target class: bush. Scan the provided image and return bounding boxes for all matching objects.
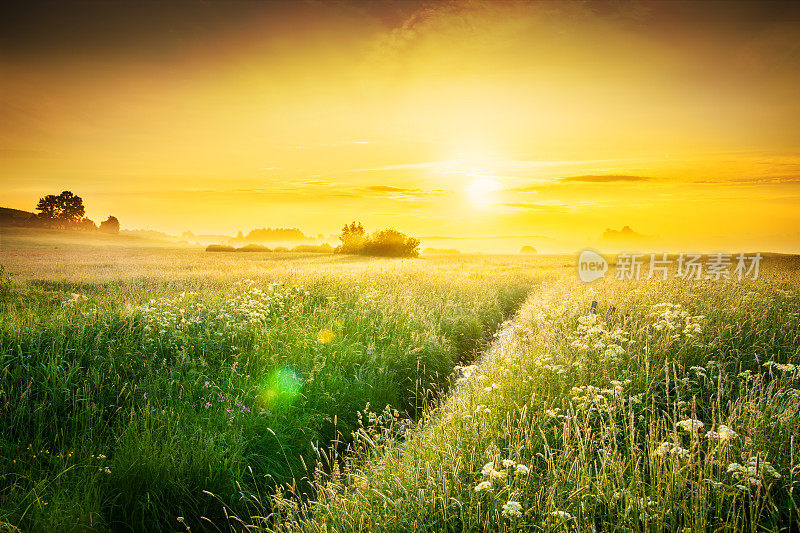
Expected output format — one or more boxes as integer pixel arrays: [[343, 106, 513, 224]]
[[205, 244, 235, 252], [335, 223, 420, 258], [362, 229, 420, 257], [235, 244, 271, 252]]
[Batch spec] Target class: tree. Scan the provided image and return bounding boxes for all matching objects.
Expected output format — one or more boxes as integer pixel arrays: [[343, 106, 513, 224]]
[[362, 228, 420, 258], [335, 221, 366, 254], [35, 194, 59, 221], [77, 217, 97, 231], [99, 216, 119, 234], [35, 191, 86, 228], [335, 223, 419, 258]]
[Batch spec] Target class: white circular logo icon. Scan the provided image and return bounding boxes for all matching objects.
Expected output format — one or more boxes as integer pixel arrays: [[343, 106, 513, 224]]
[[578, 249, 608, 282]]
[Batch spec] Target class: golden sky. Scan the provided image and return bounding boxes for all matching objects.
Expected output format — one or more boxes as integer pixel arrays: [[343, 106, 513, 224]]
[[2, 0, 800, 252]]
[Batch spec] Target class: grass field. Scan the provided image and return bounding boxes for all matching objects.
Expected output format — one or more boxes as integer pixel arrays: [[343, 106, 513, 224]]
[[1, 234, 798, 531], [0, 232, 554, 531]]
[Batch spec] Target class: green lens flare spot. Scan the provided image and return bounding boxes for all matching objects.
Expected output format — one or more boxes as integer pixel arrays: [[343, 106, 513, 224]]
[[256, 367, 303, 411]]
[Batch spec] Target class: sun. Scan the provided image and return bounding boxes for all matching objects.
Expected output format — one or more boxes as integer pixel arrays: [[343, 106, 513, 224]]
[[466, 177, 500, 208]]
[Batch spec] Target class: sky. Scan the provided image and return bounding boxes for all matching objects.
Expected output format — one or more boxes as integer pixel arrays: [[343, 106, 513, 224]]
[[2, 0, 800, 252]]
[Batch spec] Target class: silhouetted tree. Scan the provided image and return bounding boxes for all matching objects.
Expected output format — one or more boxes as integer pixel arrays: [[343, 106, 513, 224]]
[[245, 227, 307, 241], [99, 216, 119, 234], [362, 228, 420, 258], [335, 223, 419, 258], [77, 217, 97, 231], [35, 194, 59, 222], [36, 190, 85, 228], [336, 221, 366, 254]]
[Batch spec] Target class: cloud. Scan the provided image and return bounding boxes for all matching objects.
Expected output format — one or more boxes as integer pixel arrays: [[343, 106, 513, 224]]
[[560, 174, 653, 183], [358, 184, 447, 200], [691, 175, 800, 185], [362, 185, 414, 193], [502, 202, 562, 211]]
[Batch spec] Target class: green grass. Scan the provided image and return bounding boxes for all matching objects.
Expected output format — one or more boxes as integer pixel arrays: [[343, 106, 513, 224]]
[[2, 236, 799, 532], [257, 257, 800, 532], [0, 243, 550, 531]]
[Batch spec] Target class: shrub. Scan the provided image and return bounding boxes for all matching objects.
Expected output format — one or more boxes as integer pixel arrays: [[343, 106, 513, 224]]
[[205, 244, 235, 252], [335, 223, 420, 258], [235, 244, 271, 252]]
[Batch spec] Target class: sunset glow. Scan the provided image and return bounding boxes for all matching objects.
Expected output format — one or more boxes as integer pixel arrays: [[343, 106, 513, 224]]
[[2, 1, 800, 251]]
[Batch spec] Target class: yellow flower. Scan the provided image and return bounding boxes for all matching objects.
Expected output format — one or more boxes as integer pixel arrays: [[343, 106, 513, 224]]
[[318, 329, 335, 344]]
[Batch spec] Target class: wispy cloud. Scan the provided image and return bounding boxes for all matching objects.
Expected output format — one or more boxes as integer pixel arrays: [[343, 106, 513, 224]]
[[502, 202, 563, 211], [691, 175, 800, 185], [560, 174, 653, 183]]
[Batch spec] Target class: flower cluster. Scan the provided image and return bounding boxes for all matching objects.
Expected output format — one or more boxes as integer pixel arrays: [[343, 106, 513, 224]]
[[569, 313, 630, 363], [727, 457, 781, 490], [676, 418, 704, 435], [649, 303, 704, 339], [501, 500, 523, 518], [762, 361, 797, 374], [474, 458, 530, 492], [653, 441, 690, 458], [706, 425, 737, 443], [136, 282, 308, 346]]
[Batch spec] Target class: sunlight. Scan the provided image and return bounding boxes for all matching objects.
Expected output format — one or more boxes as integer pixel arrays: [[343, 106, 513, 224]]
[[466, 176, 500, 208]]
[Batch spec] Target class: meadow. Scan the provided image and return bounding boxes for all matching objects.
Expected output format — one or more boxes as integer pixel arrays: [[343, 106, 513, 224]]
[[0, 231, 553, 531], [274, 256, 800, 532], [1, 233, 798, 532]]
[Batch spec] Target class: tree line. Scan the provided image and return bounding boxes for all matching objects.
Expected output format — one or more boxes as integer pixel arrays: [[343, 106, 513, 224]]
[[34, 190, 119, 233], [336, 222, 420, 257]]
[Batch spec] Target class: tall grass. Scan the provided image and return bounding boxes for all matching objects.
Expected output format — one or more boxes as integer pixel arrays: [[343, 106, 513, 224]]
[[0, 252, 547, 531], [261, 257, 800, 532]]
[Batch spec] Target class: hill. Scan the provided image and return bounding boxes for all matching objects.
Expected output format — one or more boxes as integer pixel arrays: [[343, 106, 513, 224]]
[[0, 206, 38, 226]]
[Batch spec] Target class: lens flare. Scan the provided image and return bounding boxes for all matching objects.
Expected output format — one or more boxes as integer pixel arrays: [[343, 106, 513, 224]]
[[256, 367, 303, 411]]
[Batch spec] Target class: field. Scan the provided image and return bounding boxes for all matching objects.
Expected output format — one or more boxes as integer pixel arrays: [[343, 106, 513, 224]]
[[1, 235, 799, 532]]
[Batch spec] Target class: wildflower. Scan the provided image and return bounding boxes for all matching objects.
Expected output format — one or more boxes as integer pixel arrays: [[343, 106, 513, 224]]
[[550, 510, 573, 520], [654, 441, 689, 458], [481, 462, 505, 480], [474, 481, 492, 492], [502, 500, 523, 518], [707, 425, 738, 443], [728, 457, 781, 489], [501, 459, 515, 468], [727, 463, 744, 474], [676, 419, 704, 434], [515, 464, 530, 475]]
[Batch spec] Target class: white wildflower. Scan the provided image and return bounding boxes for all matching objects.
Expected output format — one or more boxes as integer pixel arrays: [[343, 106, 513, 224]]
[[502, 500, 523, 518], [676, 419, 704, 434], [474, 481, 492, 492]]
